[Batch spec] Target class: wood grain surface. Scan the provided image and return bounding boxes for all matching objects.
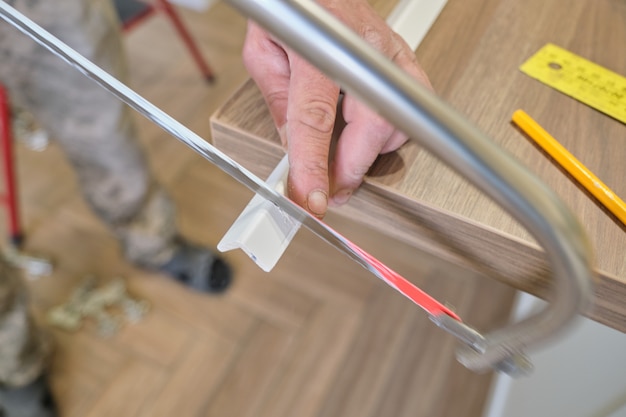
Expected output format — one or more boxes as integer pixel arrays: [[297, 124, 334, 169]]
[[211, 0, 626, 331]]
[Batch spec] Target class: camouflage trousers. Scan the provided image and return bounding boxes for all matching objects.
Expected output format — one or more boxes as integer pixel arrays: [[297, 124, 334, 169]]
[[0, 259, 50, 388], [0, 0, 181, 386]]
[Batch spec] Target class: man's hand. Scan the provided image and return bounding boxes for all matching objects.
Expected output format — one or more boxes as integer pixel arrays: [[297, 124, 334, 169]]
[[242, 0, 432, 218]]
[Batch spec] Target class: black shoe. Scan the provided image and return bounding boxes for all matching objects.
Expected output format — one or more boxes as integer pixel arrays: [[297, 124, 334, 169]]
[[0, 374, 58, 417], [158, 238, 232, 293]]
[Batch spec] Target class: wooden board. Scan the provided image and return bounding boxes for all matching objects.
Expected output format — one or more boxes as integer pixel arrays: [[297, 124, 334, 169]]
[[211, 0, 626, 331]]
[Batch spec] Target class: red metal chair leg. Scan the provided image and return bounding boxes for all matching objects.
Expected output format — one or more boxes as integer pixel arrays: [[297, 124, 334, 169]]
[[120, 4, 156, 32], [0, 86, 54, 275], [155, 0, 215, 82], [0, 84, 23, 247]]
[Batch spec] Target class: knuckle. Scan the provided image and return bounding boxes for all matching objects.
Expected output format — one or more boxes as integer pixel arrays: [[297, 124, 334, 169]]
[[301, 158, 329, 177], [293, 99, 336, 136], [291, 156, 329, 188], [350, 164, 370, 179], [265, 90, 287, 109], [391, 35, 418, 65], [360, 23, 391, 52], [242, 39, 260, 73]]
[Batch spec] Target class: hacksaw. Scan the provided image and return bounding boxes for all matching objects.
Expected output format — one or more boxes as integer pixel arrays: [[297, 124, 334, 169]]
[[0, 0, 594, 376]]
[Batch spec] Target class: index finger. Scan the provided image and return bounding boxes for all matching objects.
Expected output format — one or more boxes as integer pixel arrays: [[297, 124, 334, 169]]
[[286, 54, 340, 218], [242, 22, 291, 145]]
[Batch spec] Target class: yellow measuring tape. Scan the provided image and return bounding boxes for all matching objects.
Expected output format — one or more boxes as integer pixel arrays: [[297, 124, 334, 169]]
[[520, 43, 626, 124]]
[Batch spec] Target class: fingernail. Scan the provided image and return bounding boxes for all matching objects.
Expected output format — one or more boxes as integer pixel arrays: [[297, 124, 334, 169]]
[[332, 189, 352, 206], [307, 190, 328, 217]]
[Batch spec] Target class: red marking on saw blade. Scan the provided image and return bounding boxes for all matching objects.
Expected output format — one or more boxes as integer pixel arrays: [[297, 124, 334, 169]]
[[346, 240, 462, 321]]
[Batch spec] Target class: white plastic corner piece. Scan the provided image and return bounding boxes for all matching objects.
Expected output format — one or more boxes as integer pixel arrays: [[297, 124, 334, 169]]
[[385, 0, 448, 51], [217, 155, 301, 272]]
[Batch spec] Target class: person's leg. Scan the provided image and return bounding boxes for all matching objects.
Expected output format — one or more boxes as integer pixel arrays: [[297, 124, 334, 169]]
[[0, 258, 56, 417], [0, 0, 230, 292]]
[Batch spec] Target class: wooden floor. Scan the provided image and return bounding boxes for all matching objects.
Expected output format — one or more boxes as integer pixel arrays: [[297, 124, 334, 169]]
[[9, 3, 517, 416]]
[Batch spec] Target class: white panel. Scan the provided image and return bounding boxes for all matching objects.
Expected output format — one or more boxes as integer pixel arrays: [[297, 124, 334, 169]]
[[386, 0, 448, 51], [484, 292, 626, 417]]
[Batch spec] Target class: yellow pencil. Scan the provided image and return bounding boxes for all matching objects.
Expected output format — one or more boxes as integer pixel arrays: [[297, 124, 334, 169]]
[[512, 109, 626, 226]]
